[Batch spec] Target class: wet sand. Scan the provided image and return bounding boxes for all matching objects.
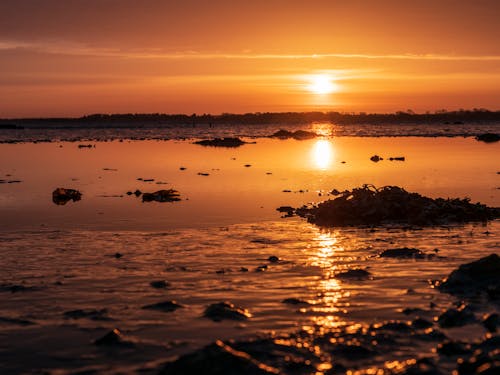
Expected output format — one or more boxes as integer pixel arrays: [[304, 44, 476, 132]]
[[0, 137, 499, 374]]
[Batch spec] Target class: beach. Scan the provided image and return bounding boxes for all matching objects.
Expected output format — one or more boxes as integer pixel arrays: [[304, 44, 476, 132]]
[[0, 133, 499, 374]]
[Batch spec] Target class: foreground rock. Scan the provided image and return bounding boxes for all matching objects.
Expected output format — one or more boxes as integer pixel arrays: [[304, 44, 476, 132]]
[[380, 247, 425, 259], [142, 300, 183, 312], [438, 254, 500, 300], [52, 188, 82, 205], [289, 185, 499, 227], [269, 129, 318, 140], [159, 340, 279, 375], [194, 137, 248, 148], [142, 189, 181, 202], [203, 302, 252, 321]]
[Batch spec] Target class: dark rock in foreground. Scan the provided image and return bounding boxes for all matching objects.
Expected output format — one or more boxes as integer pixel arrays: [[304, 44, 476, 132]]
[[269, 129, 318, 140], [437, 306, 476, 328], [203, 302, 252, 321], [142, 189, 181, 202], [380, 247, 425, 259], [159, 340, 279, 375], [335, 268, 372, 280], [94, 328, 135, 347], [142, 300, 183, 312], [291, 185, 499, 227], [52, 188, 82, 205], [476, 133, 500, 143], [438, 254, 500, 300], [194, 137, 248, 148]]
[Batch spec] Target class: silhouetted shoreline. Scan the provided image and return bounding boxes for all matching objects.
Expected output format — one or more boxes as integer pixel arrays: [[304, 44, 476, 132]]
[[1, 109, 500, 129]]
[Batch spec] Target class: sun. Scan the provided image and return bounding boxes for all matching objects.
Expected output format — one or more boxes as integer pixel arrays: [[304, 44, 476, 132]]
[[307, 74, 337, 94]]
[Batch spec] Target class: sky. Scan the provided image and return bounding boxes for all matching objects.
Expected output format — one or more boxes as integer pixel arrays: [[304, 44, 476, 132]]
[[1, 0, 499, 117]]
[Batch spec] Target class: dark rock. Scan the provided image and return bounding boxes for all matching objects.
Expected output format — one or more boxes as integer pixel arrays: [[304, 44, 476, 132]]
[[269, 129, 317, 140], [0, 316, 35, 326], [150, 280, 170, 289], [476, 133, 500, 143], [389, 156, 406, 161], [438, 254, 500, 298], [198, 172, 210, 176], [194, 138, 248, 148], [203, 302, 251, 321], [244, 164, 252, 168], [483, 313, 500, 332], [142, 300, 183, 312], [240, 267, 249, 272], [437, 306, 476, 328], [436, 340, 471, 356], [411, 318, 434, 329], [64, 308, 111, 321], [255, 265, 268, 272], [114, 252, 123, 258], [330, 343, 377, 360], [159, 340, 279, 375], [268, 256, 279, 263], [370, 155, 383, 162], [134, 189, 142, 196], [94, 328, 135, 347], [0, 284, 39, 293], [380, 247, 425, 259], [78, 144, 93, 148], [179, 167, 187, 170], [142, 189, 181, 202], [335, 268, 371, 280], [52, 188, 82, 205], [281, 298, 310, 306]]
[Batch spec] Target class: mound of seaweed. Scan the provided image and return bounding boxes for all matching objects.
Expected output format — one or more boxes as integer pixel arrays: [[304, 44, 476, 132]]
[[293, 185, 499, 227]]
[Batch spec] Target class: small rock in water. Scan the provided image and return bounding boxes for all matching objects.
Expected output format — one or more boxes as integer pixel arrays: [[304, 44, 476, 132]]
[[370, 155, 383, 162], [411, 318, 434, 329], [268, 255, 279, 263], [150, 280, 170, 289], [142, 189, 181, 202], [194, 137, 247, 148], [380, 247, 425, 259], [335, 268, 371, 280], [134, 189, 142, 196], [255, 265, 268, 272], [281, 298, 310, 306], [476, 133, 500, 143], [389, 156, 406, 161], [114, 252, 123, 258], [64, 308, 110, 321], [52, 188, 82, 205], [203, 302, 251, 321], [142, 300, 183, 312], [179, 167, 187, 170], [94, 328, 135, 347]]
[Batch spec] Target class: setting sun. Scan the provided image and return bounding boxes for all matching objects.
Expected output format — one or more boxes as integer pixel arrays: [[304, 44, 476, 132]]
[[308, 74, 338, 95]]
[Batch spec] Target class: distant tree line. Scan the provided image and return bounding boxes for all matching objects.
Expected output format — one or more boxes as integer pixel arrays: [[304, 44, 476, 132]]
[[1, 109, 500, 128]]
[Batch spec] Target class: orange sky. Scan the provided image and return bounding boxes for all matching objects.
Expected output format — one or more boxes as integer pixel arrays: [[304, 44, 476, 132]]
[[1, 0, 499, 117]]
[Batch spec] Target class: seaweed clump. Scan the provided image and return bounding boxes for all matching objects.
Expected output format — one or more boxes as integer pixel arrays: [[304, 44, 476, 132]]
[[194, 137, 248, 148], [292, 185, 499, 227], [269, 129, 318, 140]]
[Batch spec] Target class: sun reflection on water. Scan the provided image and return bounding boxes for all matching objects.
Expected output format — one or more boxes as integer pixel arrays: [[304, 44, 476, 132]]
[[311, 139, 335, 170]]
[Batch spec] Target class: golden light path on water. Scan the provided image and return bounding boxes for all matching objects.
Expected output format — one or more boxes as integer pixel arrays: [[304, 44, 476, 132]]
[[304, 230, 352, 331]]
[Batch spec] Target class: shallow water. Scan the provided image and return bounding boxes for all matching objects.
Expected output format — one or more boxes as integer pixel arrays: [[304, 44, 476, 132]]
[[0, 137, 499, 374]]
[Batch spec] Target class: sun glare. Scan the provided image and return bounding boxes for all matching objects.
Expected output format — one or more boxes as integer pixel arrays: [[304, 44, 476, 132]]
[[312, 139, 334, 170], [307, 74, 337, 95]]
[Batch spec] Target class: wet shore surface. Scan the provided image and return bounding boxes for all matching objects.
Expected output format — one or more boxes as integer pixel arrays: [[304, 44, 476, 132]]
[[0, 137, 499, 374]]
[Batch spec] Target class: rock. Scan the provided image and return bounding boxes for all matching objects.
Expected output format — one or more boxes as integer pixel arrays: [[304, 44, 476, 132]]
[[198, 172, 210, 176], [0, 316, 35, 326], [94, 328, 135, 347], [142, 189, 181, 202], [134, 189, 142, 196], [52, 188, 82, 205], [179, 167, 187, 170], [255, 265, 268, 272], [276, 206, 295, 216], [438, 254, 500, 298], [411, 318, 434, 329], [240, 267, 249, 272], [380, 247, 425, 259], [389, 156, 406, 161], [335, 268, 371, 280], [436, 340, 471, 356], [281, 298, 310, 305], [114, 252, 123, 258], [370, 155, 383, 162], [194, 138, 248, 148], [159, 340, 279, 375], [267, 256, 279, 263], [150, 280, 170, 289], [476, 133, 500, 143], [244, 164, 252, 168], [437, 306, 476, 328], [142, 300, 183, 312], [483, 313, 500, 332], [330, 343, 377, 360], [64, 308, 111, 321], [78, 144, 93, 148], [203, 302, 251, 321], [269, 129, 317, 140]]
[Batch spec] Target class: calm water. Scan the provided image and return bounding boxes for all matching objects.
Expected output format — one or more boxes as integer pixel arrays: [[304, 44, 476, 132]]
[[0, 135, 499, 374]]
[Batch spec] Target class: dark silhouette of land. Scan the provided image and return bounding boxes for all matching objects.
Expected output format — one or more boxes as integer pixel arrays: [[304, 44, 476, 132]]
[[1, 109, 499, 129]]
